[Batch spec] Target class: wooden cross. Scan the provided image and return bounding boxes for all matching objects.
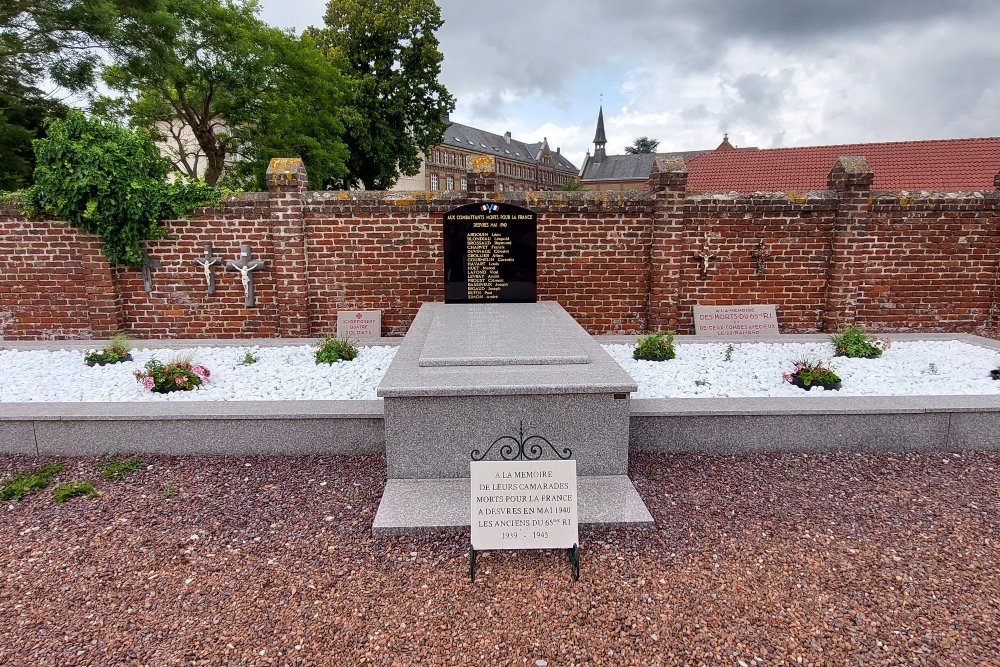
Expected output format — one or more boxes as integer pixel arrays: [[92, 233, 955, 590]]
[[227, 243, 266, 308], [141, 248, 160, 293], [193, 245, 223, 294], [693, 236, 717, 279]]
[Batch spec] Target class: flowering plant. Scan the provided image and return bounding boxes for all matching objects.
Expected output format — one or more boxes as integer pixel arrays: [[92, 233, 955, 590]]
[[784, 359, 841, 390], [134, 357, 210, 393]]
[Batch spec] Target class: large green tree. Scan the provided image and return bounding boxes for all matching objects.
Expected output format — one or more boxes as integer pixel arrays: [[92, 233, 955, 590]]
[[96, 0, 348, 188], [624, 136, 660, 154], [0, 0, 128, 189], [309, 0, 455, 189]]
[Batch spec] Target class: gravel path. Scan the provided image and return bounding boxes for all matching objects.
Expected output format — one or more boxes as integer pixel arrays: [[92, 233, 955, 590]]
[[2, 452, 998, 666]]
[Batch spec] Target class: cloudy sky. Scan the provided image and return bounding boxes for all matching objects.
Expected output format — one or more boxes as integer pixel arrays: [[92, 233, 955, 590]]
[[258, 0, 1000, 170]]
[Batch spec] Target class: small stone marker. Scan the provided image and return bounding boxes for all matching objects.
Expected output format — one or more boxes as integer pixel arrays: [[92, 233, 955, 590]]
[[471, 459, 578, 551], [443, 202, 537, 303], [693, 304, 780, 336], [192, 245, 223, 294], [227, 244, 266, 308], [336, 310, 381, 340]]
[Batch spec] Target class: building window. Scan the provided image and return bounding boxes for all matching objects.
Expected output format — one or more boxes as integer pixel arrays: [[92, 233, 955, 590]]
[[430, 174, 439, 190], [446, 175, 454, 191], [461, 177, 467, 190]]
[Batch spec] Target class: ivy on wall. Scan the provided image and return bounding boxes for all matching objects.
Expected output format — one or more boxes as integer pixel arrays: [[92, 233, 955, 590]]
[[21, 111, 218, 266]]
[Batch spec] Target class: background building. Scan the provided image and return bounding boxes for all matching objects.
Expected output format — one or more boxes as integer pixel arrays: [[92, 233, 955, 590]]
[[396, 118, 579, 192]]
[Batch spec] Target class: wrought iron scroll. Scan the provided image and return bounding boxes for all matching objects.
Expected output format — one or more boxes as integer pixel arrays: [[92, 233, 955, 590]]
[[470, 421, 572, 462]]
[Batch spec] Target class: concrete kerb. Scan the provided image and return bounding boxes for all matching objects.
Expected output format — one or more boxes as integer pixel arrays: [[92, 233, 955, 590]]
[[2, 333, 1000, 456]]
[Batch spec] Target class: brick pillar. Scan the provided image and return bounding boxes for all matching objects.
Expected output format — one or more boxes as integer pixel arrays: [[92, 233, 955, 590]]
[[467, 155, 499, 200], [822, 156, 874, 331], [266, 158, 311, 337], [80, 236, 123, 338], [647, 155, 688, 332], [989, 169, 1000, 332]]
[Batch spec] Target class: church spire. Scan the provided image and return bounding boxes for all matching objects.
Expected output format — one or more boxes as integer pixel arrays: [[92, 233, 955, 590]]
[[593, 105, 607, 161]]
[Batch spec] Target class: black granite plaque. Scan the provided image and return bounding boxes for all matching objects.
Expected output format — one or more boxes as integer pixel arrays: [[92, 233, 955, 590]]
[[443, 202, 536, 303]]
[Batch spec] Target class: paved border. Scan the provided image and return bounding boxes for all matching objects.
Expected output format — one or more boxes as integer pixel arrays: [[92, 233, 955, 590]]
[[2, 333, 999, 456]]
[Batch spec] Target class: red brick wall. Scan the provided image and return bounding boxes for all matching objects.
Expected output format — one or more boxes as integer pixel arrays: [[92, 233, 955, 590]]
[[0, 216, 100, 339], [116, 196, 278, 339], [1, 158, 998, 341], [852, 198, 1000, 331], [674, 197, 838, 333]]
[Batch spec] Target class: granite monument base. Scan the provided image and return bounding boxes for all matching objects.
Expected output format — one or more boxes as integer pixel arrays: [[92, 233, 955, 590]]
[[374, 302, 652, 535]]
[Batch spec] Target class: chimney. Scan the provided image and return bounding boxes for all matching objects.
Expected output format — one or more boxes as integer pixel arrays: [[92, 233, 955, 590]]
[[556, 147, 560, 154], [504, 131, 511, 144]]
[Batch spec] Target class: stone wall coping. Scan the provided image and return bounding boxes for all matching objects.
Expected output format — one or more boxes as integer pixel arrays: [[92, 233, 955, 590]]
[[4, 332, 995, 350], [0, 399, 384, 421], [631, 394, 1000, 417], [0, 338, 404, 351]]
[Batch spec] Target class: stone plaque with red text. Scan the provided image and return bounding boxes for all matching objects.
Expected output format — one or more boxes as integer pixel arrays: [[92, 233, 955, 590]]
[[693, 305, 779, 336]]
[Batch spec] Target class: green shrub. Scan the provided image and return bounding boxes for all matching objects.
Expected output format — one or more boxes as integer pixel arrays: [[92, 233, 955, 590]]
[[633, 332, 676, 361], [21, 111, 218, 266], [315, 336, 358, 364], [94, 455, 143, 482], [52, 480, 97, 503], [84, 332, 133, 365], [0, 461, 65, 501], [831, 326, 888, 358], [238, 349, 259, 366]]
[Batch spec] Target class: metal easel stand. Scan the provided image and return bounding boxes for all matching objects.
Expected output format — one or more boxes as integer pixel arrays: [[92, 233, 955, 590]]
[[469, 544, 580, 583]]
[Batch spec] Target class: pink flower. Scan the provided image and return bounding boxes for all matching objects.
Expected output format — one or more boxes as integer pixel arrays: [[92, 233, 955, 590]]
[[783, 373, 793, 383], [142, 377, 154, 390], [192, 365, 210, 380], [175, 376, 184, 385]]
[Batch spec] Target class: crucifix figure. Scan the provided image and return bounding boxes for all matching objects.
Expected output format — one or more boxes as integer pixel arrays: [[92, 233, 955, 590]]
[[227, 243, 266, 307], [750, 241, 774, 276], [192, 245, 223, 293], [141, 248, 160, 293], [693, 235, 716, 279]]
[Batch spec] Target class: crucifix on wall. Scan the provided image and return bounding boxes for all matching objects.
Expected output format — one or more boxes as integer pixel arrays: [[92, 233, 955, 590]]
[[193, 245, 223, 294], [693, 235, 717, 279], [141, 248, 160, 293], [227, 243, 266, 308]]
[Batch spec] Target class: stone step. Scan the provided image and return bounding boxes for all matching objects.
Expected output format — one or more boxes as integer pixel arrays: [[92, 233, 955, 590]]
[[373, 475, 654, 537]]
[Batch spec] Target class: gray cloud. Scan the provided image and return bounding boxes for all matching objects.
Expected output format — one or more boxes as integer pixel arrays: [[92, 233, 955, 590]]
[[258, 0, 1000, 161]]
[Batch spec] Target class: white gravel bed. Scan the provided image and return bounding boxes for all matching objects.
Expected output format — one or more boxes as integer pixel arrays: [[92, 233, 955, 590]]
[[1, 340, 999, 402], [0, 345, 398, 402], [603, 340, 1000, 398]]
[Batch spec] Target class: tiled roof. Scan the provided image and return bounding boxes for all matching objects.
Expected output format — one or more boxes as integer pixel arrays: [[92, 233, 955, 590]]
[[582, 150, 711, 181], [439, 122, 578, 173], [684, 137, 1000, 193]]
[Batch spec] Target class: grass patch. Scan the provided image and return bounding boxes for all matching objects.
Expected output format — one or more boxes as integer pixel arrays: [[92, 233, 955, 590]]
[[315, 336, 358, 364], [633, 331, 676, 361], [238, 349, 259, 366], [52, 480, 98, 503], [94, 455, 143, 481], [0, 461, 65, 501], [162, 482, 179, 498], [646, 472, 663, 481]]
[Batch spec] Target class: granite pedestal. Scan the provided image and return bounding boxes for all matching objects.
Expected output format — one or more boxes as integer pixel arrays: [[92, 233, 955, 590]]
[[374, 302, 652, 535]]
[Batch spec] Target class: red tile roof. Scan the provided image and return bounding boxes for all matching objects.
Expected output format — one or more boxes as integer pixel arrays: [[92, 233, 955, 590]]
[[684, 137, 1000, 193]]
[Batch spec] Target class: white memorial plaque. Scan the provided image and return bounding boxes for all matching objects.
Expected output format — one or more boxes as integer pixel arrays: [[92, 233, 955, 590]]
[[693, 304, 780, 336], [470, 460, 578, 551], [336, 310, 381, 340]]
